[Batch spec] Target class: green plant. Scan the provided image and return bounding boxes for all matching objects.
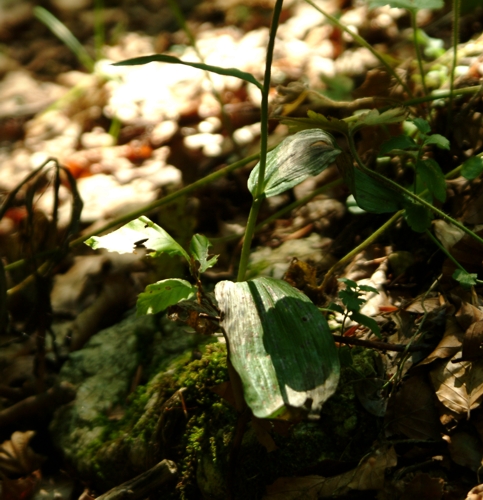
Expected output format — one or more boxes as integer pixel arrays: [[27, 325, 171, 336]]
[[82, 0, 483, 425], [327, 278, 381, 339]]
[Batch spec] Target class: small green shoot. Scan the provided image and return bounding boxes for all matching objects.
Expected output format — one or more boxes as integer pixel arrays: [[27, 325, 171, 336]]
[[333, 278, 381, 338]]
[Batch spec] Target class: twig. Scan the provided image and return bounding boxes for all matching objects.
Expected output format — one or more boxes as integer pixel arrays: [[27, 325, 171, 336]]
[[94, 459, 177, 500], [0, 382, 76, 428], [332, 334, 430, 352]]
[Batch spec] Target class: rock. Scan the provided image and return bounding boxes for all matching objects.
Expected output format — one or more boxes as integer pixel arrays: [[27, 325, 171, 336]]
[[51, 311, 381, 499], [49, 312, 205, 488]]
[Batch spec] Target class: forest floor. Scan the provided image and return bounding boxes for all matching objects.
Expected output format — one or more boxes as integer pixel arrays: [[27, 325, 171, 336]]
[[2, 0, 483, 498]]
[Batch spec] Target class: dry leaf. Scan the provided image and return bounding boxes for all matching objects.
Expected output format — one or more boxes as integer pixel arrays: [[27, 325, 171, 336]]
[[405, 296, 443, 314], [462, 321, 483, 361], [386, 376, 442, 440], [466, 483, 483, 500], [444, 431, 483, 471], [0, 431, 45, 477], [420, 316, 464, 365], [400, 472, 444, 500], [456, 302, 483, 332], [251, 417, 278, 453], [264, 446, 397, 499], [430, 357, 483, 417]]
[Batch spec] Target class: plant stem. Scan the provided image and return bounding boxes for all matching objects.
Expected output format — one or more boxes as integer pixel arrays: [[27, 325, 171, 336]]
[[425, 228, 469, 275], [447, 0, 461, 133], [68, 151, 260, 247], [303, 0, 413, 98], [236, 0, 285, 282], [410, 10, 428, 97], [320, 210, 403, 291]]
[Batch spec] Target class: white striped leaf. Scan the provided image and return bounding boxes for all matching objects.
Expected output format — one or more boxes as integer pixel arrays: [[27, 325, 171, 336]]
[[248, 129, 340, 198], [215, 277, 340, 420]]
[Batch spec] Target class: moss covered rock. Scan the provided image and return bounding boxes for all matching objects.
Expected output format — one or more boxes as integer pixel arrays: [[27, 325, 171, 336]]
[[51, 312, 382, 499]]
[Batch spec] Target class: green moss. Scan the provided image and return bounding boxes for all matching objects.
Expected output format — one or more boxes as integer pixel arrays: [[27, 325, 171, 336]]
[[77, 341, 382, 499]]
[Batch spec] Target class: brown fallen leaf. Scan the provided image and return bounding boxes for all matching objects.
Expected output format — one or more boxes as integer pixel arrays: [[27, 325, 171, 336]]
[[430, 356, 483, 417], [443, 431, 483, 471], [455, 302, 483, 332], [399, 472, 444, 500], [0, 431, 45, 477], [466, 483, 483, 500], [462, 320, 483, 362], [420, 316, 464, 365], [264, 446, 397, 499], [385, 375, 442, 441]]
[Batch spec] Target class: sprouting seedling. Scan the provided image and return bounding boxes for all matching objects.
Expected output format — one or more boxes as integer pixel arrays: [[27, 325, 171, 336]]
[[327, 278, 382, 339]]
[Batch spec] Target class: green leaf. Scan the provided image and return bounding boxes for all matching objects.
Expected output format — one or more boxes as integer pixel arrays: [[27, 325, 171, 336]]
[[337, 153, 402, 213], [85, 216, 190, 261], [338, 278, 358, 289], [349, 108, 409, 132], [190, 234, 218, 273], [248, 129, 341, 198], [367, 0, 443, 11], [412, 117, 431, 134], [461, 156, 483, 180], [137, 278, 197, 316], [351, 310, 381, 338], [417, 158, 447, 202], [339, 290, 365, 312], [215, 277, 340, 420], [358, 284, 380, 294], [112, 54, 263, 91], [452, 269, 478, 287], [403, 199, 432, 232], [424, 134, 450, 150], [380, 135, 418, 155], [326, 303, 345, 314]]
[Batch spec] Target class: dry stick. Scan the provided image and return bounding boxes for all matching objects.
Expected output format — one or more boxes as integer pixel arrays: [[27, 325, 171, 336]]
[[94, 459, 177, 500], [332, 334, 430, 352], [0, 382, 76, 428]]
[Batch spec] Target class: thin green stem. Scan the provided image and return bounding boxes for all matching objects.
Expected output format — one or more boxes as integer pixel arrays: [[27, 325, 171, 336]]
[[210, 178, 344, 245], [68, 151, 260, 248], [303, 0, 413, 98], [447, 0, 461, 132], [425, 229, 466, 273], [320, 210, 403, 291], [347, 134, 483, 247], [410, 11, 428, 97], [236, 0, 284, 282], [399, 85, 482, 108]]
